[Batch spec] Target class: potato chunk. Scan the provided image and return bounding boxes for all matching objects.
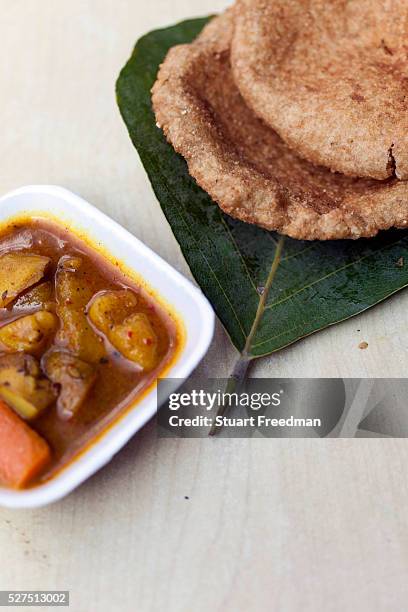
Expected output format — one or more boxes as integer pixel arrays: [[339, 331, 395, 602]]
[[42, 350, 96, 420], [0, 311, 58, 354], [87, 290, 138, 334], [88, 291, 158, 371], [55, 255, 105, 363], [109, 313, 158, 371], [0, 353, 57, 420], [0, 253, 50, 307]]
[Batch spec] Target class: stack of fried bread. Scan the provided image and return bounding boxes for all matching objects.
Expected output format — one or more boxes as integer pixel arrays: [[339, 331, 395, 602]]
[[152, 1, 408, 240]]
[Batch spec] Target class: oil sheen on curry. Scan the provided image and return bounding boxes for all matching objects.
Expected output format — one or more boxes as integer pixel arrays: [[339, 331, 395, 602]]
[[0, 218, 179, 489]]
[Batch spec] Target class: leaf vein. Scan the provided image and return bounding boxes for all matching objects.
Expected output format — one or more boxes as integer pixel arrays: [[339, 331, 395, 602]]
[[266, 237, 406, 312], [219, 216, 259, 294]]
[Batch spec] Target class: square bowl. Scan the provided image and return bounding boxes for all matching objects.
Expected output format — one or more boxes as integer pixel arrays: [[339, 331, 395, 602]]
[[0, 185, 215, 508]]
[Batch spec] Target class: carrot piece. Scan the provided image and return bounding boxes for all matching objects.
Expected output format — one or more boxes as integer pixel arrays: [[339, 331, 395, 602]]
[[0, 399, 51, 489]]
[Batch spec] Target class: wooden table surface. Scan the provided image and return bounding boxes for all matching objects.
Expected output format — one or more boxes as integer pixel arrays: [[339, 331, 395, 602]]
[[1, 1, 408, 610]]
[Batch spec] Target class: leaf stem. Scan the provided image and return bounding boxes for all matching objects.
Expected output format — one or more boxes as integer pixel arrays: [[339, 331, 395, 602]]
[[209, 235, 285, 436]]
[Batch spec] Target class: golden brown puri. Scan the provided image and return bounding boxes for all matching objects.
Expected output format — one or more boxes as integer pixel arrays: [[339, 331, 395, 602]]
[[152, 12, 408, 240], [232, 0, 408, 180]]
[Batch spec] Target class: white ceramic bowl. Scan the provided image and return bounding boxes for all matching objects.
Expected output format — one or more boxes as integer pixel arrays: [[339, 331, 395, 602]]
[[0, 185, 215, 508]]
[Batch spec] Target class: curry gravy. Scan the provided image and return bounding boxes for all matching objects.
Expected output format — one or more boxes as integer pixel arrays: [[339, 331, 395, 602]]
[[0, 218, 179, 485]]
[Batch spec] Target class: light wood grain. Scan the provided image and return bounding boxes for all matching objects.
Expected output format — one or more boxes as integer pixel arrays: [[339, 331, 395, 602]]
[[1, 1, 408, 611]]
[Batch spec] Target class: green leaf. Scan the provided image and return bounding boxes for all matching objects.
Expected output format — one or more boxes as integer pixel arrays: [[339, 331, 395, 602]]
[[116, 17, 408, 358]]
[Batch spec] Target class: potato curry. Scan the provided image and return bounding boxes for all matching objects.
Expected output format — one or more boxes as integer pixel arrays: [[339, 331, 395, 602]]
[[0, 219, 178, 489]]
